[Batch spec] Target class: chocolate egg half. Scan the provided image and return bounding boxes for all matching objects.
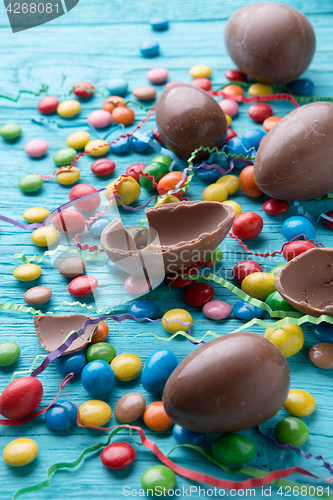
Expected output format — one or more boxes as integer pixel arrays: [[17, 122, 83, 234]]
[[155, 84, 227, 160], [254, 102, 333, 201], [225, 3, 315, 84], [162, 332, 290, 433]]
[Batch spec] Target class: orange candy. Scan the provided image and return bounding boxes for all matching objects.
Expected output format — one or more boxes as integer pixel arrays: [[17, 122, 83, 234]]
[[112, 106, 135, 126], [157, 171, 187, 196], [90, 321, 109, 344], [222, 85, 244, 96], [239, 166, 263, 198], [143, 402, 173, 431], [103, 96, 125, 113], [263, 115, 282, 132]]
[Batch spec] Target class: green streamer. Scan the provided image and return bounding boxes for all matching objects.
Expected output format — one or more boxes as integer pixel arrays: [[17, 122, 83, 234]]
[[14, 244, 104, 264], [10, 355, 46, 382], [0, 84, 49, 102]]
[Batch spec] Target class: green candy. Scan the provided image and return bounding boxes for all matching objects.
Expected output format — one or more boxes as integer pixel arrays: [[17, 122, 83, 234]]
[[0, 342, 20, 366], [86, 342, 116, 364], [270, 264, 285, 276], [140, 162, 170, 192], [53, 147, 77, 166], [0, 123, 21, 140], [275, 417, 309, 447], [265, 291, 296, 312], [204, 246, 223, 264], [150, 155, 173, 167], [19, 174, 43, 193], [211, 433, 256, 466], [141, 465, 176, 495]]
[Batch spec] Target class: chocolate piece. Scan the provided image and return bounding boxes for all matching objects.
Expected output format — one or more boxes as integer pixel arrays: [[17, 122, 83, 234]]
[[309, 343, 333, 369], [162, 332, 290, 433], [33, 314, 95, 354], [24, 286, 52, 305], [58, 256, 86, 278], [254, 102, 333, 201], [133, 86, 157, 101], [101, 200, 234, 277], [127, 225, 149, 247], [275, 247, 333, 317], [225, 3, 315, 84], [155, 84, 227, 160], [114, 392, 146, 423]]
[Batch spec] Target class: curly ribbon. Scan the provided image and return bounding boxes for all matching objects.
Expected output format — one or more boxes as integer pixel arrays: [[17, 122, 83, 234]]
[[0, 299, 121, 317], [0, 84, 49, 102], [14, 244, 103, 263], [208, 90, 299, 108], [10, 355, 46, 383]]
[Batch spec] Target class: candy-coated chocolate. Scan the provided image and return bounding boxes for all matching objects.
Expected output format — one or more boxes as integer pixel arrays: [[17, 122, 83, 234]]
[[312, 323, 333, 343], [224, 137, 252, 168], [69, 183, 101, 213], [31, 226, 58, 247], [88, 218, 110, 236], [143, 401, 173, 431], [67, 131, 90, 149], [19, 174, 43, 193], [184, 282, 214, 307], [265, 323, 304, 358], [282, 216, 315, 241], [55, 351, 86, 376], [37, 95, 59, 115], [25, 138, 48, 158], [58, 256, 86, 278], [147, 67, 168, 84], [103, 95, 125, 113], [151, 154, 173, 167], [162, 309, 193, 333], [3, 438, 38, 467], [284, 390, 316, 417], [263, 199, 290, 215], [204, 246, 223, 264], [85, 139, 110, 156], [133, 85, 157, 101], [157, 170, 187, 195], [275, 417, 309, 447], [225, 69, 247, 82], [243, 128, 265, 150], [165, 80, 182, 87], [167, 266, 198, 288], [190, 77, 212, 91], [219, 99, 239, 117], [101, 442, 136, 470], [309, 343, 333, 369], [107, 78, 128, 96], [232, 301, 265, 320], [150, 16, 169, 31], [222, 84, 244, 96], [24, 286, 52, 305], [263, 116, 282, 132], [324, 210, 333, 231], [140, 39, 159, 57], [233, 212, 263, 240], [239, 166, 263, 198], [80, 400, 112, 426], [225, 114, 232, 127], [68, 276, 98, 298], [127, 225, 149, 247], [142, 350, 178, 395], [111, 353, 142, 382], [0, 377, 43, 419], [124, 275, 152, 295], [0, 342, 20, 366], [73, 81, 95, 98], [141, 465, 176, 494], [81, 360, 115, 396], [88, 109, 112, 128], [52, 209, 85, 234], [13, 264, 42, 282], [172, 424, 206, 445], [45, 401, 77, 430], [248, 83, 273, 96], [154, 127, 163, 143], [110, 136, 133, 154], [0, 123, 21, 140], [196, 167, 221, 181], [114, 392, 146, 423], [91, 158, 115, 177], [232, 260, 262, 284], [105, 176, 140, 206], [90, 321, 109, 344], [202, 183, 228, 202], [248, 103, 273, 123], [225, 128, 237, 143], [241, 272, 276, 301], [270, 264, 285, 276], [56, 166, 80, 186], [133, 130, 154, 153], [289, 78, 314, 96], [23, 207, 49, 223], [189, 64, 211, 78], [155, 195, 180, 206], [202, 300, 232, 320], [265, 291, 296, 312], [216, 175, 239, 195], [112, 106, 135, 126], [283, 240, 317, 262], [140, 162, 170, 191], [86, 342, 116, 364], [211, 433, 256, 465], [128, 300, 158, 319], [53, 147, 77, 166], [57, 99, 80, 118], [223, 200, 242, 216]]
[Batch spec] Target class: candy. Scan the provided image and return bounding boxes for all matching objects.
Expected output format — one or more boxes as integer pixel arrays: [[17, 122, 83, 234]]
[[0, 342, 20, 366], [143, 401, 173, 431], [275, 417, 309, 447], [0, 123, 21, 140], [155, 195, 180, 206], [150, 16, 169, 31], [133, 85, 157, 100], [224, 136, 251, 168], [265, 291, 296, 312], [225, 128, 237, 143], [202, 301, 232, 320], [55, 351, 86, 376], [133, 130, 154, 153], [225, 114, 232, 127], [140, 40, 159, 57], [147, 67, 168, 84], [184, 282, 214, 307], [140, 162, 170, 191], [190, 77, 212, 91], [58, 256, 86, 278], [57, 99, 81, 118], [223, 200, 242, 216], [68, 276, 98, 298], [211, 433, 256, 465], [91, 158, 115, 177], [110, 136, 133, 154], [69, 183, 101, 213], [270, 264, 285, 276], [127, 225, 149, 246], [204, 246, 223, 264], [232, 260, 262, 283], [90, 321, 109, 344], [3, 438, 38, 467], [128, 300, 158, 319], [165, 80, 183, 87], [103, 95, 125, 113], [225, 69, 247, 82], [154, 127, 163, 142], [141, 465, 176, 495], [88, 109, 112, 128], [88, 218, 110, 236], [196, 167, 220, 181], [37, 95, 59, 115], [283, 240, 317, 261], [222, 84, 244, 96], [241, 272, 276, 301], [248, 83, 273, 97], [53, 147, 77, 166], [73, 81, 95, 98], [105, 176, 141, 206], [86, 342, 116, 364], [263, 116, 282, 132], [289, 78, 314, 96], [232, 301, 265, 320], [189, 64, 211, 78], [242, 128, 266, 150], [172, 425, 206, 445], [265, 323, 304, 358], [162, 309, 193, 334], [167, 266, 198, 288], [24, 286, 52, 305], [124, 275, 152, 295], [85, 139, 110, 156], [112, 106, 135, 126], [239, 166, 263, 198], [107, 78, 128, 96], [309, 343, 333, 369], [24, 138, 48, 158], [101, 442, 136, 470], [111, 353, 142, 382], [282, 216, 315, 241], [114, 392, 146, 423], [67, 131, 90, 149], [19, 174, 43, 193], [233, 212, 263, 240], [0, 377, 43, 419], [142, 350, 178, 395], [81, 360, 115, 396], [324, 210, 333, 230], [45, 401, 77, 431], [263, 199, 290, 215], [31, 227, 58, 247], [313, 323, 333, 343], [284, 390, 316, 417], [52, 209, 85, 234], [202, 183, 228, 202], [23, 206, 49, 223], [157, 171, 187, 195], [218, 98, 239, 117], [13, 264, 42, 282], [56, 166, 80, 186], [248, 103, 273, 123], [80, 400, 112, 426]]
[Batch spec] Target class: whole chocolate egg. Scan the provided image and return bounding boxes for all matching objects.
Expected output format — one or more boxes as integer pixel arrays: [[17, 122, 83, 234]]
[[162, 332, 290, 433], [224, 3, 315, 84], [155, 84, 228, 160], [254, 102, 333, 201]]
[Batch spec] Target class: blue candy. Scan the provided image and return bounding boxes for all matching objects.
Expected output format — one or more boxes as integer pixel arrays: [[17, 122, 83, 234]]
[[242, 129, 266, 150], [110, 136, 133, 154], [140, 40, 159, 57], [45, 401, 77, 431], [149, 16, 169, 31], [224, 137, 252, 168], [133, 130, 154, 153], [233, 301, 265, 320], [81, 360, 115, 396], [88, 217, 111, 236], [196, 167, 221, 181], [128, 299, 158, 319], [107, 78, 128, 96], [172, 424, 206, 446], [282, 216, 315, 241], [141, 349, 178, 395], [312, 323, 333, 343], [55, 352, 86, 377], [289, 79, 314, 97]]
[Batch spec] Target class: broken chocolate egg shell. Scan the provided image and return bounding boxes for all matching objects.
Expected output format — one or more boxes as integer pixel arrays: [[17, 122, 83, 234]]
[[254, 102, 333, 201], [275, 247, 333, 317], [162, 332, 290, 433], [101, 200, 234, 277], [155, 83, 228, 160]]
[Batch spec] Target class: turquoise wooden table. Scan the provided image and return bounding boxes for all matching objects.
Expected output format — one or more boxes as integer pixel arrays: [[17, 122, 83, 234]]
[[1, 0, 333, 498]]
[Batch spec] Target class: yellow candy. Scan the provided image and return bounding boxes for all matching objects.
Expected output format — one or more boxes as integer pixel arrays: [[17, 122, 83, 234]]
[[189, 64, 212, 78], [217, 175, 240, 195], [241, 272, 276, 301], [265, 323, 304, 358], [85, 139, 110, 157], [111, 353, 142, 382], [284, 389, 316, 417], [67, 131, 90, 149], [79, 400, 112, 427], [14, 264, 42, 282], [57, 99, 81, 118], [223, 200, 242, 216], [155, 195, 180, 206], [56, 166, 80, 186], [23, 207, 49, 223], [3, 438, 38, 467], [105, 176, 141, 206], [162, 309, 193, 334], [202, 183, 228, 202], [248, 83, 273, 97], [225, 114, 232, 127], [31, 227, 58, 247]]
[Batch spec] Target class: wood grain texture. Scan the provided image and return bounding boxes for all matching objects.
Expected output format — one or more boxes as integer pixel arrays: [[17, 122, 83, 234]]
[[1, 0, 333, 498]]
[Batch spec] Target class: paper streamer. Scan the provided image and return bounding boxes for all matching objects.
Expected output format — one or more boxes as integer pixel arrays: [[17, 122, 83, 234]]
[[208, 90, 300, 108], [14, 244, 103, 263], [0, 84, 48, 102]]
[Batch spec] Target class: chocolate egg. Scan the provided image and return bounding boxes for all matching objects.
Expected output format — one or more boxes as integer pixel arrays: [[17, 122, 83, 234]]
[[225, 3, 315, 84], [275, 247, 333, 317], [254, 102, 333, 200], [155, 84, 227, 160], [162, 332, 290, 433]]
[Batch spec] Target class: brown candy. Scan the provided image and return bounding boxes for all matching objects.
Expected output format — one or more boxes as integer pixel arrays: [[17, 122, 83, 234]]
[[162, 332, 290, 433], [155, 83, 227, 160], [114, 392, 146, 423], [225, 3, 315, 84], [309, 343, 333, 369], [58, 256, 86, 278], [254, 102, 333, 201], [127, 225, 149, 247], [24, 286, 52, 305], [133, 86, 157, 101]]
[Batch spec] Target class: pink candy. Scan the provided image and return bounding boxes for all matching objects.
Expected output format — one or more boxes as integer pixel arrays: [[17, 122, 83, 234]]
[[218, 99, 239, 118], [88, 109, 112, 129], [165, 80, 182, 87], [124, 275, 152, 295], [190, 78, 212, 91], [202, 300, 232, 320], [24, 139, 49, 158], [147, 67, 169, 84]]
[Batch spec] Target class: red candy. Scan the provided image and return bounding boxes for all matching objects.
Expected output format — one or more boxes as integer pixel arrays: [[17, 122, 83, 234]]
[[91, 158, 115, 177], [0, 377, 43, 420], [68, 276, 98, 297], [324, 210, 333, 230], [72, 81, 95, 98], [190, 78, 212, 91], [283, 241, 317, 262], [225, 128, 237, 144], [101, 442, 136, 470], [37, 96, 59, 115], [225, 69, 247, 82], [263, 199, 290, 215], [154, 127, 163, 144], [69, 184, 101, 213], [248, 103, 273, 123], [167, 266, 199, 288], [184, 282, 215, 307], [232, 260, 262, 283], [126, 163, 146, 182], [232, 212, 263, 241], [52, 209, 86, 235]]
